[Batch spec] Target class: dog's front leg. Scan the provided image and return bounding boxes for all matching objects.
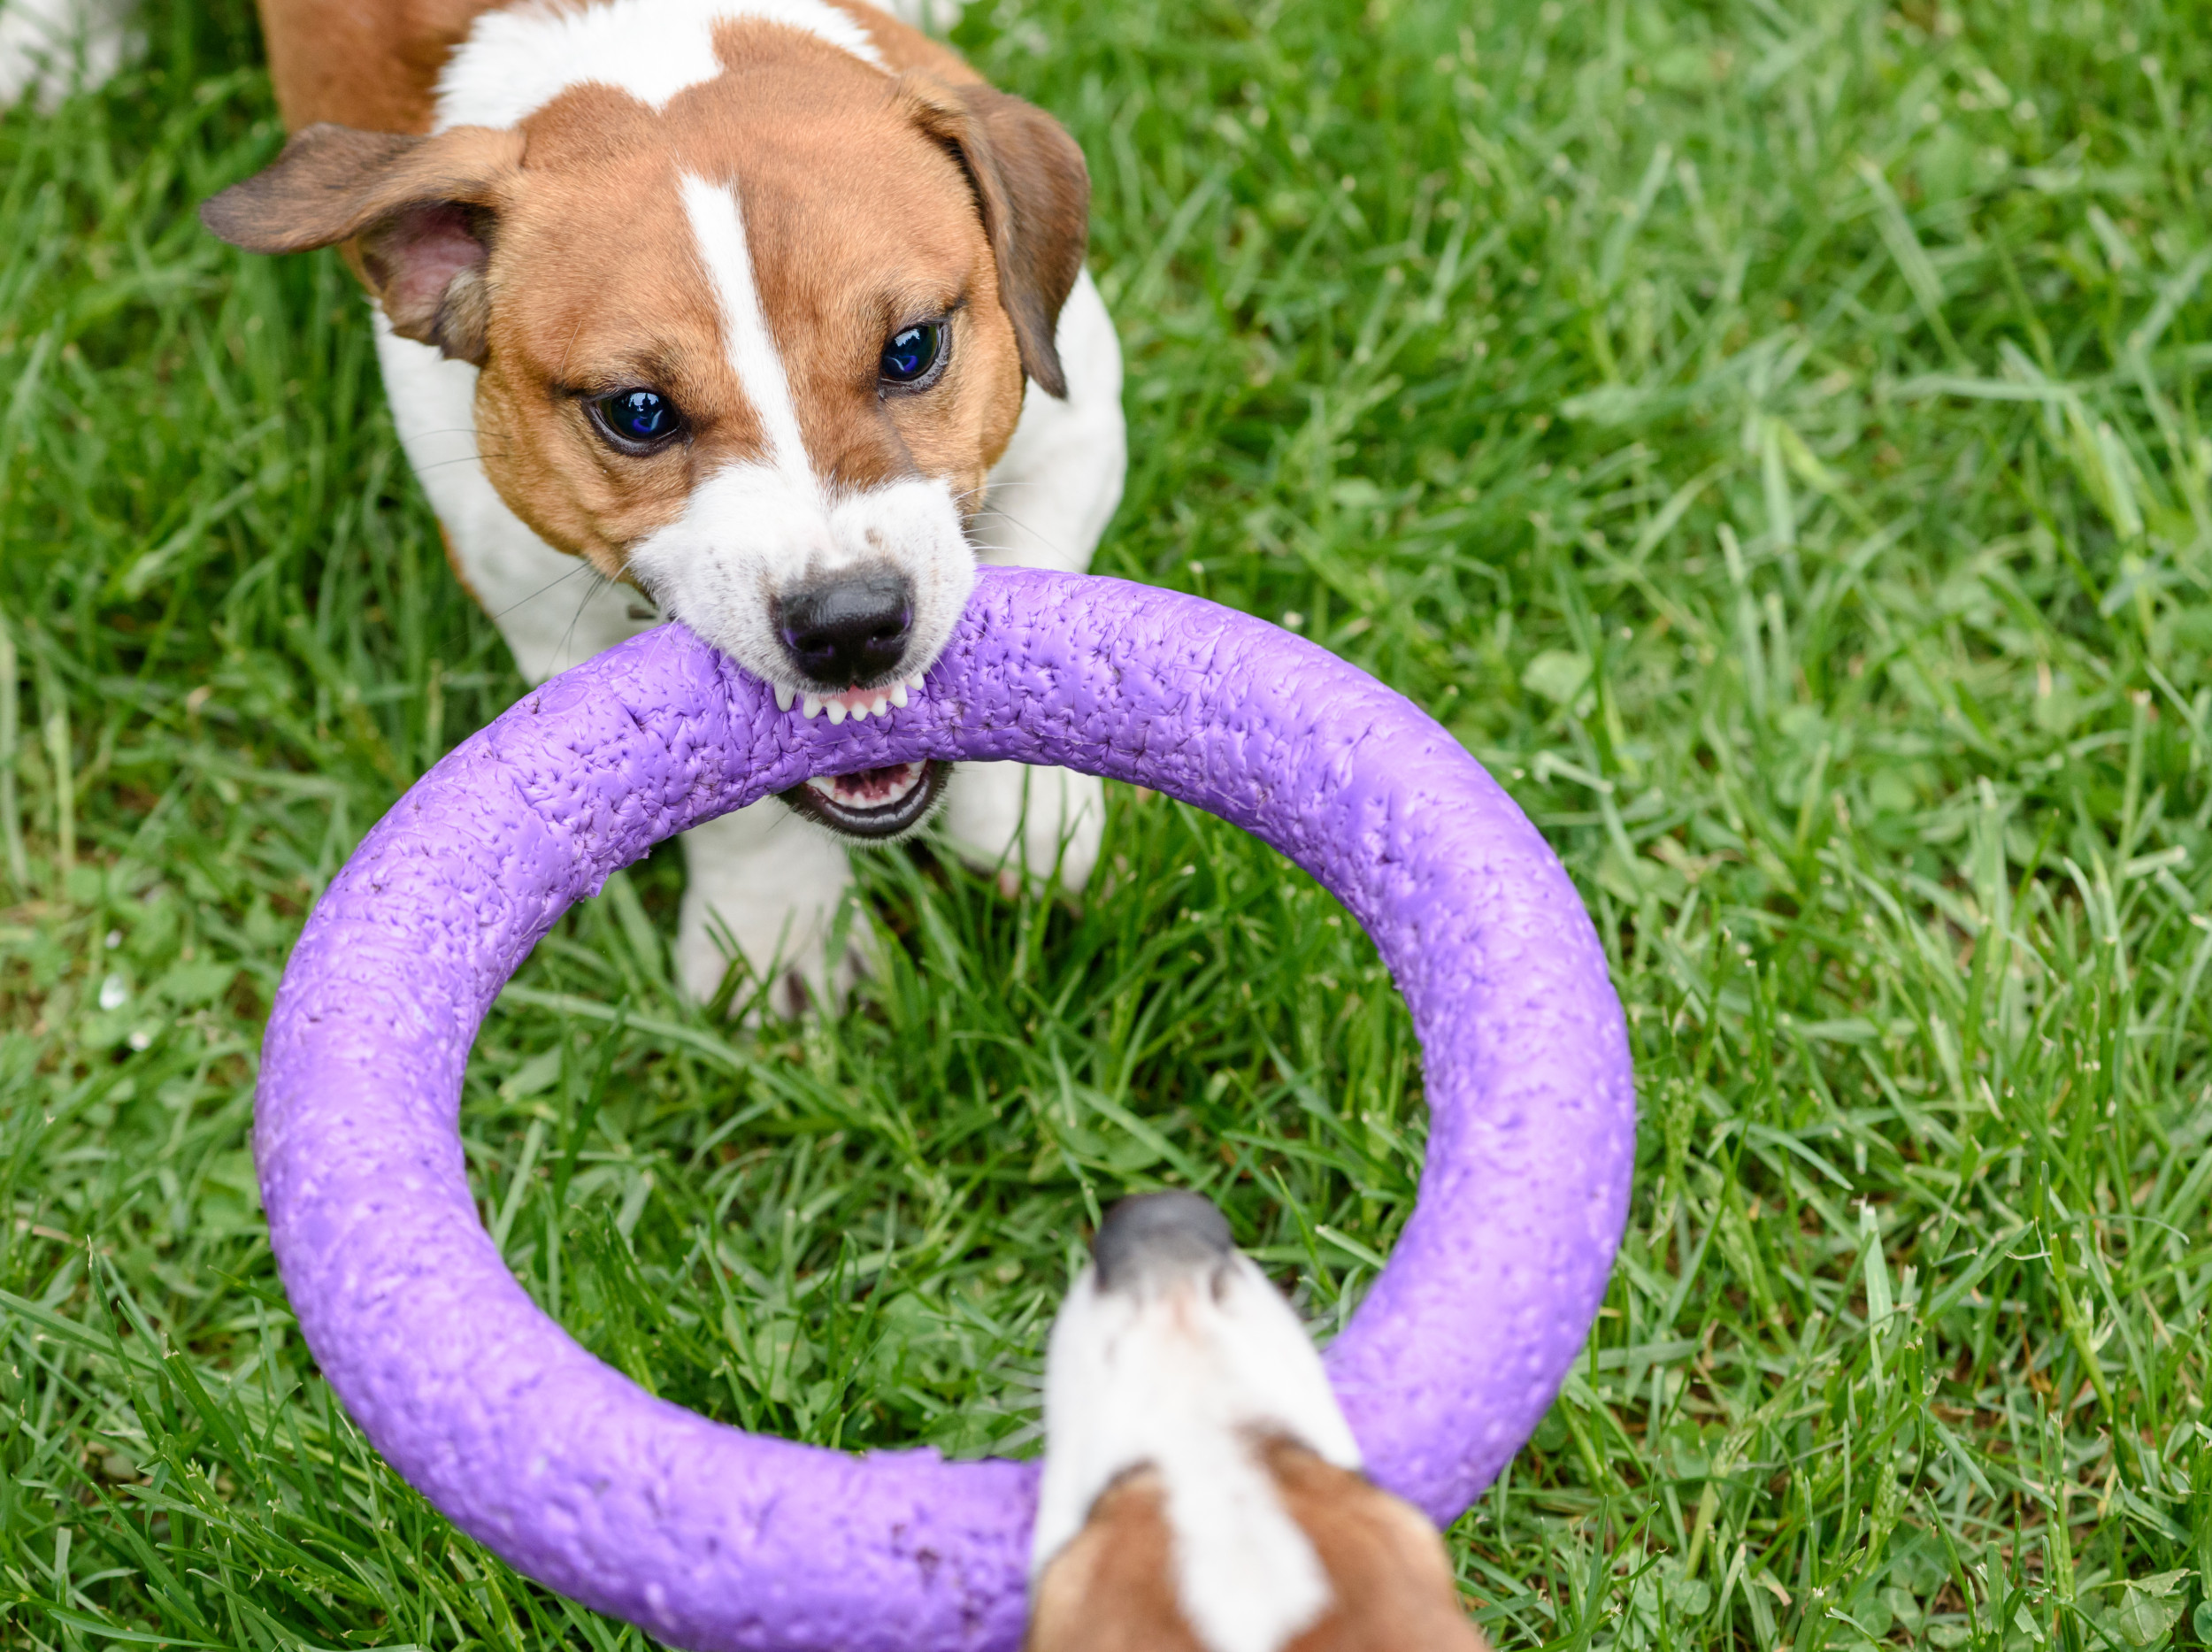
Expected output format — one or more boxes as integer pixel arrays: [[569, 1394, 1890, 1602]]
[[941, 268, 1125, 895], [672, 803, 861, 1018]]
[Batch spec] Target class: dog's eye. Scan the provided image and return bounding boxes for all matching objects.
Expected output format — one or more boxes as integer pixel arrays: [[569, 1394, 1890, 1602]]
[[589, 388, 684, 450], [879, 321, 944, 388]]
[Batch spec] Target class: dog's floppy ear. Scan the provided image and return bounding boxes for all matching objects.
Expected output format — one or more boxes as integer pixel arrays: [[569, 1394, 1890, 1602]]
[[201, 124, 526, 365], [905, 79, 1089, 399]]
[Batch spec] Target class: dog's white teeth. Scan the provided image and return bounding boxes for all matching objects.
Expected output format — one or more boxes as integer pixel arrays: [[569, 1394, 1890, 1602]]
[[801, 695, 823, 719], [870, 695, 890, 718], [849, 699, 869, 721], [907, 672, 926, 694], [889, 681, 910, 709], [826, 701, 848, 725], [772, 683, 795, 712]]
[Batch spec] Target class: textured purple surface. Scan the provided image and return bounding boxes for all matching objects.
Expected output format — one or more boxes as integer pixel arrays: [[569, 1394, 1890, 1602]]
[[256, 566, 1634, 1652]]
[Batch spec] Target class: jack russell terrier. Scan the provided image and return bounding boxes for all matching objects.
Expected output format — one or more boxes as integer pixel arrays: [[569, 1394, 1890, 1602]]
[[7, 0, 1126, 1011], [1032, 1193, 1494, 1652]]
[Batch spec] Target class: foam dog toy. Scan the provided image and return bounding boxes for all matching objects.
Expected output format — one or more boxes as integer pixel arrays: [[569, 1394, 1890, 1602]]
[[256, 567, 1634, 1652]]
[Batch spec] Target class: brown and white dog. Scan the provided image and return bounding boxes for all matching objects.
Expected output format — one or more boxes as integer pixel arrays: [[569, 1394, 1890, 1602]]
[[1032, 1194, 1494, 1652], [9, 0, 1125, 1010]]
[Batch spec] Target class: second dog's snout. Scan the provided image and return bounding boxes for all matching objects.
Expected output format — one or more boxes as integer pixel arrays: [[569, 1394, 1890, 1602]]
[[777, 572, 913, 687], [1091, 1191, 1235, 1295]]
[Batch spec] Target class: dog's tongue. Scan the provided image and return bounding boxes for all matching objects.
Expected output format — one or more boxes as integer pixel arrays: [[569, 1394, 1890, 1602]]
[[808, 762, 923, 807]]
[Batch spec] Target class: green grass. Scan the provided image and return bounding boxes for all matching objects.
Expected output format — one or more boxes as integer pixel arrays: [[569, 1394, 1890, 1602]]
[[4, 0, 2211, 1645]]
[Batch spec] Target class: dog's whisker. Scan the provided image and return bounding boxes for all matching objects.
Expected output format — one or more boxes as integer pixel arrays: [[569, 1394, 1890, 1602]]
[[557, 567, 618, 666], [487, 558, 595, 624], [552, 312, 588, 385], [964, 497, 1078, 566]]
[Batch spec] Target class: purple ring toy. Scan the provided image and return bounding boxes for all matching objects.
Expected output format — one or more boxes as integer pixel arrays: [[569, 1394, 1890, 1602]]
[[257, 567, 1633, 1652]]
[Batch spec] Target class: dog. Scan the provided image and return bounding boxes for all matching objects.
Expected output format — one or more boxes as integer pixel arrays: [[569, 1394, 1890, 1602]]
[[1031, 1192, 1494, 1652], [8, 0, 1126, 1012]]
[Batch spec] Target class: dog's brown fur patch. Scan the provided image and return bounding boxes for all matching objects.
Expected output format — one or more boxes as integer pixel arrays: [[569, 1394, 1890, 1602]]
[[204, 10, 1086, 581], [254, 0, 500, 133], [1025, 1443, 1494, 1652]]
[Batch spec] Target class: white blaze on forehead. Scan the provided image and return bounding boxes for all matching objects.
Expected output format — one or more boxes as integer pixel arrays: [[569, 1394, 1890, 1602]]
[[1032, 1256, 1364, 1652], [617, 173, 979, 697], [434, 0, 884, 132], [680, 173, 818, 495]]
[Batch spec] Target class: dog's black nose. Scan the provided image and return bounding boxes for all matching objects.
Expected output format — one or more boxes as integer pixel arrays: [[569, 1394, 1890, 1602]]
[[1092, 1192, 1235, 1295], [777, 572, 913, 687]]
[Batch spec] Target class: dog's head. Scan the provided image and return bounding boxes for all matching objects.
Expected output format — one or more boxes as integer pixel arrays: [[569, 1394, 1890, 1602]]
[[1027, 1193, 1494, 1652], [203, 19, 1087, 716]]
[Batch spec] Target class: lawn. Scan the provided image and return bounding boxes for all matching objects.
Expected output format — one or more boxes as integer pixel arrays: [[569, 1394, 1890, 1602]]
[[4, 0, 2210, 1646]]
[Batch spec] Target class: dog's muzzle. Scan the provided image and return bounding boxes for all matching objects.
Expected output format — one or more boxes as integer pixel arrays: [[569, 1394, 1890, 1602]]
[[779, 758, 948, 840]]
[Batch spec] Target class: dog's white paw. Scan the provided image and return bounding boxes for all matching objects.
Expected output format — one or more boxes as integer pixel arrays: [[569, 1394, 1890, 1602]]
[[0, 0, 135, 109], [675, 803, 863, 1018], [941, 761, 1103, 898]]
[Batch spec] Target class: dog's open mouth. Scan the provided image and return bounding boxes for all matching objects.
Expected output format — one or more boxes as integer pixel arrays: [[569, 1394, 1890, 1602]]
[[779, 758, 948, 840]]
